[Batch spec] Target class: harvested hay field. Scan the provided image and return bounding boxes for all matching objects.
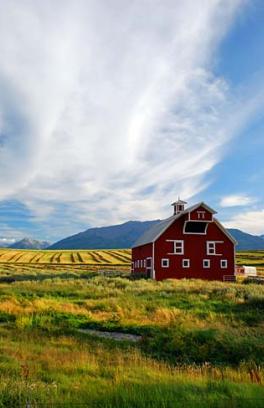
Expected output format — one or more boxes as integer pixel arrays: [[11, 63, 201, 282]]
[[0, 248, 131, 266]]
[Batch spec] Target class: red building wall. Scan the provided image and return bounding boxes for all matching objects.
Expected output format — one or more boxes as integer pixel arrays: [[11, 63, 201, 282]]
[[154, 216, 235, 281], [132, 243, 153, 277], [188, 206, 213, 221]]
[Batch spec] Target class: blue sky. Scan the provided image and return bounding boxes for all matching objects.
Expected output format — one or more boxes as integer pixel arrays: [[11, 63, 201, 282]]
[[0, 0, 264, 244]]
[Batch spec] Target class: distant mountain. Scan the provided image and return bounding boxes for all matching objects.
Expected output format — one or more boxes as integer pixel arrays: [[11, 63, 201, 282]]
[[10, 238, 50, 250], [228, 229, 264, 251], [48, 220, 160, 249], [49, 220, 264, 251]]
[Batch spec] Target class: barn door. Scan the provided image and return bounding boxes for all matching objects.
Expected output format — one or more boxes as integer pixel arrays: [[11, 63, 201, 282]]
[[146, 257, 152, 278]]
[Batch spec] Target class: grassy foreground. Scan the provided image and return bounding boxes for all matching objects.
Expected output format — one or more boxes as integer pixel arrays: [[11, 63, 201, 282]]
[[0, 266, 263, 407]]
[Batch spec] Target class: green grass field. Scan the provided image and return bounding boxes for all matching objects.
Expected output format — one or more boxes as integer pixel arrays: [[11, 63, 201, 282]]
[[0, 249, 263, 406]]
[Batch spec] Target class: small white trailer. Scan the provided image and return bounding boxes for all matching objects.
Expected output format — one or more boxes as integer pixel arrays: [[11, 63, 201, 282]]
[[236, 265, 257, 276]]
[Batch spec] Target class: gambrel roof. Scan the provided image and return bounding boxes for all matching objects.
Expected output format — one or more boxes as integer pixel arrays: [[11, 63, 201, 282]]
[[133, 202, 236, 248]]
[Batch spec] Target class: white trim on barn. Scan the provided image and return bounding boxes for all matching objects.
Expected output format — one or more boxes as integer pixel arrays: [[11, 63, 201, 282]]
[[166, 239, 184, 255], [206, 241, 223, 256]]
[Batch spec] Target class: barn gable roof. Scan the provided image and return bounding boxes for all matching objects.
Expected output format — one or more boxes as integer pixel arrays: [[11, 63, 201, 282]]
[[132, 202, 234, 248], [133, 215, 176, 247]]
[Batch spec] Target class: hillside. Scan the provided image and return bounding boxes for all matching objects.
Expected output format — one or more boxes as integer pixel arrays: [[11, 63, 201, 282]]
[[228, 229, 264, 250], [49, 220, 264, 250], [48, 220, 160, 249]]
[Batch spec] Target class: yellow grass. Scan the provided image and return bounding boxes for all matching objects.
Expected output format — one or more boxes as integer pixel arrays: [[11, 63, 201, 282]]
[[0, 248, 132, 265]]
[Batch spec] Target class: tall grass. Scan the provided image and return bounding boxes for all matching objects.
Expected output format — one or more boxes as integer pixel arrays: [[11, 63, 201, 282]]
[[0, 328, 263, 407], [0, 268, 263, 406]]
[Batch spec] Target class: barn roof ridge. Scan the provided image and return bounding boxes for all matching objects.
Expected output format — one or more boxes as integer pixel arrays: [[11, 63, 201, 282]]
[[133, 201, 218, 248]]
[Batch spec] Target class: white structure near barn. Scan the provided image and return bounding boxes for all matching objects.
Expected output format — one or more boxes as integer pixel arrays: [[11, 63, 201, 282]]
[[235, 265, 257, 276]]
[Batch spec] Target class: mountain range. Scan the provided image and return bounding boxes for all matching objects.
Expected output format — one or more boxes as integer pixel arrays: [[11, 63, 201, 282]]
[[9, 238, 50, 250], [48, 221, 264, 251], [48, 221, 159, 250]]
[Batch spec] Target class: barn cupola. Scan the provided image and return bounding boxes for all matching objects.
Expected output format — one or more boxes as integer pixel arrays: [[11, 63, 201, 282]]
[[171, 199, 187, 215]]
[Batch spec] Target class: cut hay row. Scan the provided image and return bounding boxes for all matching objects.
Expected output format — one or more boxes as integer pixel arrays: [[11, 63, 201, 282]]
[[103, 250, 131, 264], [92, 251, 112, 264], [109, 250, 131, 262], [76, 252, 84, 263]]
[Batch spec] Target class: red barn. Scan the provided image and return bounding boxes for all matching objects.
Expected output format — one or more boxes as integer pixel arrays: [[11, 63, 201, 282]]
[[131, 200, 236, 281]]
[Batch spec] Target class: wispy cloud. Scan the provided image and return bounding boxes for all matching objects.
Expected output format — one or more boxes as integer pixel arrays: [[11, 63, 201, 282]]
[[1, 0, 259, 238], [224, 209, 264, 235], [220, 194, 256, 207], [0, 237, 16, 247]]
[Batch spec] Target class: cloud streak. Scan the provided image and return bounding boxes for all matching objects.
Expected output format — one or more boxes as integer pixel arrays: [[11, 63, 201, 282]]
[[224, 209, 264, 235], [220, 194, 256, 207], [0, 0, 254, 238]]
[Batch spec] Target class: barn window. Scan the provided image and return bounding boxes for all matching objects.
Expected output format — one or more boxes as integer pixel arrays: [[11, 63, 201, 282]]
[[207, 241, 216, 255], [197, 211, 205, 219], [167, 240, 184, 255], [146, 257, 152, 267], [203, 259, 210, 268], [174, 241, 184, 254], [161, 258, 169, 268], [182, 259, 190, 268], [221, 259, 228, 269], [184, 222, 207, 234]]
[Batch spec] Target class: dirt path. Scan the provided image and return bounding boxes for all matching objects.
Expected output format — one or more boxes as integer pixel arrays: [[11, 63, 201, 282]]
[[78, 329, 142, 343]]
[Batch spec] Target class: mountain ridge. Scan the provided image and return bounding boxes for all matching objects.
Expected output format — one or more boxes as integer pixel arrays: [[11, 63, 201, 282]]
[[10, 238, 50, 250], [48, 220, 160, 250]]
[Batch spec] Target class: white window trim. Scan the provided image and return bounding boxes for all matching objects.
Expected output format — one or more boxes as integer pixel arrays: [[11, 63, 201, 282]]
[[203, 259, 210, 268], [221, 259, 228, 269], [161, 258, 170, 268], [206, 241, 223, 256], [182, 259, 190, 268], [167, 240, 184, 255], [197, 211, 205, 219]]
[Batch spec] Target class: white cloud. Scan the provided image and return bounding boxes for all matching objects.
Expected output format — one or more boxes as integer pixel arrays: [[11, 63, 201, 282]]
[[0, 0, 259, 237], [224, 209, 264, 235], [220, 194, 256, 207], [0, 237, 16, 247]]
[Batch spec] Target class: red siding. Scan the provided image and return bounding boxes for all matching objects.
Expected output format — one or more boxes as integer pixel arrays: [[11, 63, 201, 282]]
[[132, 243, 153, 277], [189, 206, 213, 221], [154, 216, 234, 281]]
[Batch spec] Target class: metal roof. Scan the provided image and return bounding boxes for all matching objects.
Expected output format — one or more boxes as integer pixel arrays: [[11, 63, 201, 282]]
[[132, 202, 221, 248], [133, 215, 177, 247]]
